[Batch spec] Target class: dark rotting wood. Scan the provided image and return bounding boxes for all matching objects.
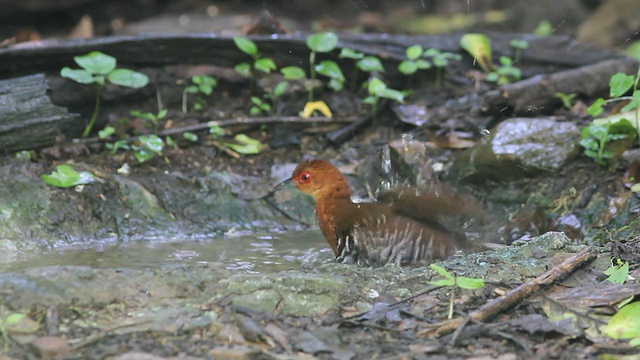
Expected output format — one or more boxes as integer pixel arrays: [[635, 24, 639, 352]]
[[0, 74, 76, 153]]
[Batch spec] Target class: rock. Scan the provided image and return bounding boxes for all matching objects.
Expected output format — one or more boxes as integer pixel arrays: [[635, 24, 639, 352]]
[[452, 117, 580, 181]]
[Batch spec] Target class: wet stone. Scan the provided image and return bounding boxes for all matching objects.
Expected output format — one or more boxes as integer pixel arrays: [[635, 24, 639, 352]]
[[452, 117, 580, 181]]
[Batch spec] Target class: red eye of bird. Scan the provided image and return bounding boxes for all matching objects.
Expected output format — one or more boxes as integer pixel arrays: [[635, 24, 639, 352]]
[[299, 172, 312, 183]]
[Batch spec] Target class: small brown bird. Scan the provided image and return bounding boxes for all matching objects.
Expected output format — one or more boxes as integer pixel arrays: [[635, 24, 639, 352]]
[[279, 159, 483, 266]]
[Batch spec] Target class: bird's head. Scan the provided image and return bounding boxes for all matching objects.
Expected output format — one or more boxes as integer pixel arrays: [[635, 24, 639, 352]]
[[289, 159, 352, 201]]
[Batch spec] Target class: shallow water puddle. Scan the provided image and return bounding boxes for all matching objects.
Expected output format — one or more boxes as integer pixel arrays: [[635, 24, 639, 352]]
[[0, 230, 330, 274]]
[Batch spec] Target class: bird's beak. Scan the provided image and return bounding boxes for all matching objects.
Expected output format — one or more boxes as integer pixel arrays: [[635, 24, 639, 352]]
[[272, 177, 296, 192]]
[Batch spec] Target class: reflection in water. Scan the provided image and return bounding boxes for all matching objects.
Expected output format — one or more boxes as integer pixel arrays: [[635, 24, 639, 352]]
[[0, 230, 331, 274]]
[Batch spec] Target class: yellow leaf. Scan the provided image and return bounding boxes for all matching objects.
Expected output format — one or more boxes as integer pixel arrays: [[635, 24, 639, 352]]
[[302, 101, 333, 118]]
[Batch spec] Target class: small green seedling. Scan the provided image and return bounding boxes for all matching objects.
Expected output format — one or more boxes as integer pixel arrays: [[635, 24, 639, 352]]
[[183, 75, 218, 112], [429, 264, 485, 320], [486, 56, 522, 84], [398, 44, 432, 76], [580, 119, 636, 165], [534, 20, 553, 37], [250, 81, 288, 116], [364, 77, 404, 125], [130, 109, 168, 134], [423, 48, 461, 88], [604, 301, 640, 346], [133, 135, 164, 163], [509, 39, 529, 62], [233, 37, 277, 77], [339, 47, 385, 90], [98, 126, 130, 154], [306, 32, 343, 101], [555, 92, 577, 110], [604, 258, 630, 284], [41, 164, 96, 188], [61, 51, 149, 138]]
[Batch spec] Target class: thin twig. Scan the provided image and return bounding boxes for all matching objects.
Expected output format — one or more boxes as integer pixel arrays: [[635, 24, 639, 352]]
[[425, 246, 598, 336]]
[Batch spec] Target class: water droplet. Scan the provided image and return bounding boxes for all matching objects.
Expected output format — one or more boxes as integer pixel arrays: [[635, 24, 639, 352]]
[[480, 129, 490, 136]]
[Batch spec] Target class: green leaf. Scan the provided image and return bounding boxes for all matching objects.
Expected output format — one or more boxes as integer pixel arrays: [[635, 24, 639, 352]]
[[74, 51, 116, 75], [423, 48, 440, 57], [587, 98, 606, 117], [509, 39, 529, 50], [610, 73, 635, 98], [460, 33, 495, 73], [433, 57, 448, 67], [224, 134, 266, 154], [255, 58, 277, 74], [193, 75, 217, 95], [486, 72, 500, 82], [415, 59, 432, 70], [339, 48, 364, 59], [605, 302, 640, 339], [273, 81, 288, 98], [456, 276, 485, 289], [250, 106, 261, 115], [108, 69, 149, 88], [235, 63, 252, 78], [406, 45, 424, 60], [134, 148, 155, 163], [579, 137, 598, 150], [328, 77, 344, 92], [183, 132, 198, 142], [306, 32, 338, 53], [233, 37, 258, 56], [5, 313, 26, 325], [281, 66, 306, 80], [139, 135, 164, 154], [98, 126, 115, 139], [357, 56, 385, 72], [604, 260, 629, 284], [157, 109, 168, 119], [363, 95, 376, 105], [429, 278, 456, 287], [41, 164, 96, 188], [368, 77, 387, 95], [165, 136, 177, 148], [398, 61, 417, 75], [430, 264, 455, 280], [534, 20, 553, 37], [588, 124, 609, 140], [380, 88, 405, 103], [251, 96, 263, 106], [626, 41, 640, 61], [315, 60, 345, 81], [60, 68, 96, 84]]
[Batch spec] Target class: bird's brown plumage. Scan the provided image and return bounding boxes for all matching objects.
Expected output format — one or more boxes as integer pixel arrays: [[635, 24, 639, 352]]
[[289, 159, 481, 265]]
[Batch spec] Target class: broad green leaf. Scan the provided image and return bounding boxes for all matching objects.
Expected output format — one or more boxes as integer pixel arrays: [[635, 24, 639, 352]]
[[251, 96, 263, 106], [74, 51, 116, 75], [108, 69, 149, 88], [157, 109, 168, 119], [234, 63, 252, 78], [381, 88, 405, 103], [509, 39, 529, 50], [363, 95, 375, 105], [315, 60, 345, 81], [368, 77, 387, 95], [429, 264, 455, 280], [328, 77, 344, 92], [273, 81, 288, 98], [626, 41, 640, 61], [460, 33, 495, 73], [610, 73, 635, 98], [255, 58, 277, 74], [233, 37, 258, 56], [281, 66, 306, 80], [605, 302, 640, 339], [398, 61, 417, 75], [165, 136, 177, 148], [250, 106, 261, 115], [306, 32, 338, 53], [139, 135, 164, 153], [587, 98, 606, 117], [604, 260, 629, 284], [588, 125, 609, 140], [193, 75, 217, 95], [423, 48, 440, 57], [41, 164, 96, 188], [433, 57, 448, 67], [357, 56, 385, 72], [339, 48, 364, 59], [534, 20, 553, 37], [406, 45, 423, 60], [60, 68, 95, 84], [415, 59, 432, 70], [456, 276, 485, 289], [98, 126, 115, 139], [429, 278, 456, 287]]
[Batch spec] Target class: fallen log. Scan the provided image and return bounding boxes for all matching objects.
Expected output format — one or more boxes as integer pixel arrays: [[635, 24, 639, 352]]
[[0, 74, 75, 153]]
